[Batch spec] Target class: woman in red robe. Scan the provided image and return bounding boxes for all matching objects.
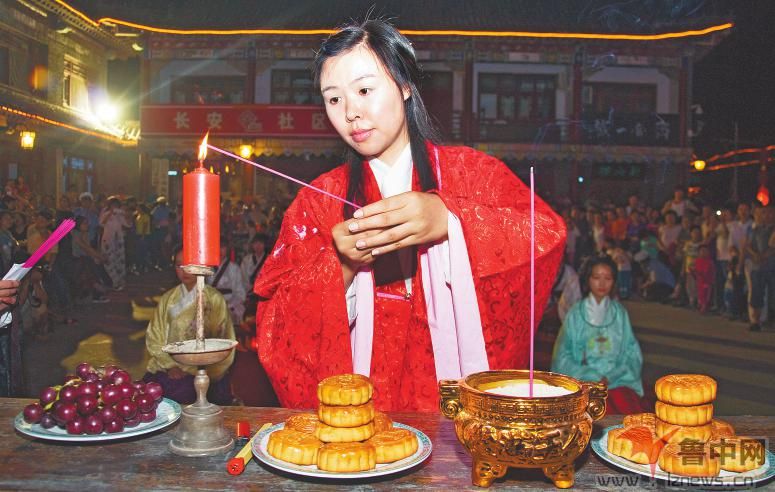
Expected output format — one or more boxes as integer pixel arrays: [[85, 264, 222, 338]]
[[254, 19, 566, 411]]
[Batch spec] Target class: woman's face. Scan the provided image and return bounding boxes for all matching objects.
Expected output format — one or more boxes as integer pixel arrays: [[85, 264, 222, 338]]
[[320, 44, 410, 165], [589, 264, 614, 300]]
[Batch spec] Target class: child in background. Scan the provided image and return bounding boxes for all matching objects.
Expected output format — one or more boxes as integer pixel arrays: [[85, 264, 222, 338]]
[[724, 247, 745, 320], [693, 244, 715, 313], [682, 225, 703, 308]]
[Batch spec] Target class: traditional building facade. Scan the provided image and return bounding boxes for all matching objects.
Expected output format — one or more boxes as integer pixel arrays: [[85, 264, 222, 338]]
[[2, 1, 732, 206], [0, 0, 139, 200]]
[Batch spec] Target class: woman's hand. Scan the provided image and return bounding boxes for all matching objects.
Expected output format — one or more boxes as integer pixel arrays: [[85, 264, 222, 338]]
[[348, 191, 449, 256], [332, 219, 385, 286], [0, 280, 20, 307]]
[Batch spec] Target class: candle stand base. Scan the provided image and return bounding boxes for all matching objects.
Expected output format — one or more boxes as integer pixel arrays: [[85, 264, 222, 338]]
[[163, 338, 238, 457]]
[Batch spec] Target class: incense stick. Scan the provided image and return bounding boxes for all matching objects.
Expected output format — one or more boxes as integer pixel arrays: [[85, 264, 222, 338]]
[[529, 167, 535, 398], [207, 144, 361, 209], [23, 218, 76, 268]]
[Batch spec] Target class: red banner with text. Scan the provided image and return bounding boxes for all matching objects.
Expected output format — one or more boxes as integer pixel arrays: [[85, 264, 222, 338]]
[[140, 105, 337, 137]]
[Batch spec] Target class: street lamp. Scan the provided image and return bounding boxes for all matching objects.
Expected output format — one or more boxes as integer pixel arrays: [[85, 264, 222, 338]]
[[693, 159, 706, 171]]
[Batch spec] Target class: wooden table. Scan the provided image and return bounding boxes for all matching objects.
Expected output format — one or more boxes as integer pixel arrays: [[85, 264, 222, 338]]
[[1, 399, 772, 490]]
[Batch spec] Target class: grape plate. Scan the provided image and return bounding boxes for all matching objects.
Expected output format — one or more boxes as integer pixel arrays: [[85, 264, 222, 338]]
[[14, 397, 181, 442]]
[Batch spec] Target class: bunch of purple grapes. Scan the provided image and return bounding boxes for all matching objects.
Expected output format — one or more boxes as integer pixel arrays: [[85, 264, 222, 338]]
[[22, 362, 164, 435]]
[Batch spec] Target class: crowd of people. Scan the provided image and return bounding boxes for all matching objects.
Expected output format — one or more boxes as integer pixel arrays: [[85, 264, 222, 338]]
[[0, 176, 294, 344], [552, 186, 775, 333]]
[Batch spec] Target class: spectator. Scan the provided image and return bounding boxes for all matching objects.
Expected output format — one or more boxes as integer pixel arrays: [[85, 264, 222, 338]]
[[682, 226, 703, 309], [99, 196, 131, 291], [658, 210, 682, 264], [661, 185, 698, 219], [694, 244, 716, 314], [72, 216, 110, 302], [626, 194, 643, 216], [144, 247, 235, 405], [0, 212, 18, 274], [746, 206, 775, 331], [610, 207, 629, 243], [592, 212, 606, 253], [714, 208, 733, 313], [636, 250, 675, 302], [134, 204, 152, 273], [240, 233, 268, 288], [207, 240, 247, 325], [551, 255, 644, 415], [150, 197, 170, 270], [73, 192, 99, 246]]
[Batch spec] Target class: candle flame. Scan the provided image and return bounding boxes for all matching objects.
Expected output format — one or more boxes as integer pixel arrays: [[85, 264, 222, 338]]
[[198, 132, 209, 162]]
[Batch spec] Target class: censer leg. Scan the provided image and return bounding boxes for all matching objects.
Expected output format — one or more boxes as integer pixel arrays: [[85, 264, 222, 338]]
[[471, 458, 506, 487], [543, 463, 574, 489]]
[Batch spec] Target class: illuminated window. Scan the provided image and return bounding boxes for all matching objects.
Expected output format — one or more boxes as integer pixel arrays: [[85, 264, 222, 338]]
[[63, 57, 89, 111]]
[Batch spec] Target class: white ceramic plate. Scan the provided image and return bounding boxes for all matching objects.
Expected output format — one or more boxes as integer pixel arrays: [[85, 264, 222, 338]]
[[592, 425, 775, 486], [14, 398, 181, 442], [253, 422, 432, 479]]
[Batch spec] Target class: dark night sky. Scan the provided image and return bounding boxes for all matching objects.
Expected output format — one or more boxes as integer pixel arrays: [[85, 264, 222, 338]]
[[693, 1, 775, 156]]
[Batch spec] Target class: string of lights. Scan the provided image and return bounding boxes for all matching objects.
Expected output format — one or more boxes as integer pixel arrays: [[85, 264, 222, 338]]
[[52, 0, 732, 41]]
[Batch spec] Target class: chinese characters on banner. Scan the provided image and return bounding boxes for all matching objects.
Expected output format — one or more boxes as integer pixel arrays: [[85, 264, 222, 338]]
[[140, 105, 337, 137], [581, 112, 680, 147]]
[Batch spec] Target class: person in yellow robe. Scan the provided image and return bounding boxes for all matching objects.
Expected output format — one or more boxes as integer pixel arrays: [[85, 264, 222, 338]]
[[143, 247, 236, 405]]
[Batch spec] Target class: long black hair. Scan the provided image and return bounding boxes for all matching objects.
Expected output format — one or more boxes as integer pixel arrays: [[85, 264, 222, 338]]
[[312, 19, 440, 218]]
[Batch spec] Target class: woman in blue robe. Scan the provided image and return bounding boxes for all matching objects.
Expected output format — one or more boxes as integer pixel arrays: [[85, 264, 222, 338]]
[[551, 255, 645, 414]]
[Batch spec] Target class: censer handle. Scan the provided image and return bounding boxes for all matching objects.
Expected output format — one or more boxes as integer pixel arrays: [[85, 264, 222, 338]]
[[438, 380, 462, 418], [582, 381, 608, 421]]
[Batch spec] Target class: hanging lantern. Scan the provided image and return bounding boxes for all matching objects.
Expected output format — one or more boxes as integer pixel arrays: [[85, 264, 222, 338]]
[[20, 131, 36, 149], [756, 185, 770, 206], [756, 165, 770, 206]]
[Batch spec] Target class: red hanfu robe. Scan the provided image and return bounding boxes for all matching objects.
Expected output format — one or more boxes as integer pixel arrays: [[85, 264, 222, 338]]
[[254, 145, 566, 411]]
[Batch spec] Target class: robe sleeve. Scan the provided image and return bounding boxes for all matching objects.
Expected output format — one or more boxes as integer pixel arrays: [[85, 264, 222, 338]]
[[551, 304, 603, 382], [607, 302, 644, 396], [433, 146, 566, 369], [253, 169, 353, 409], [145, 290, 178, 374]]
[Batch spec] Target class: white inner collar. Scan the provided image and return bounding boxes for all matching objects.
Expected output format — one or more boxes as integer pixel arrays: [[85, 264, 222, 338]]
[[368, 143, 412, 198]]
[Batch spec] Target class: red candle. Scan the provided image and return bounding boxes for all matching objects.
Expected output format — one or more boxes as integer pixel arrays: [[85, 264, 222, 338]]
[[182, 134, 220, 266]]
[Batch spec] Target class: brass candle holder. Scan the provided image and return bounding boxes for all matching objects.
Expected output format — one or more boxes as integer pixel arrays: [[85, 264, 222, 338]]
[[163, 265, 237, 457], [439, 370, 607, 488]]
